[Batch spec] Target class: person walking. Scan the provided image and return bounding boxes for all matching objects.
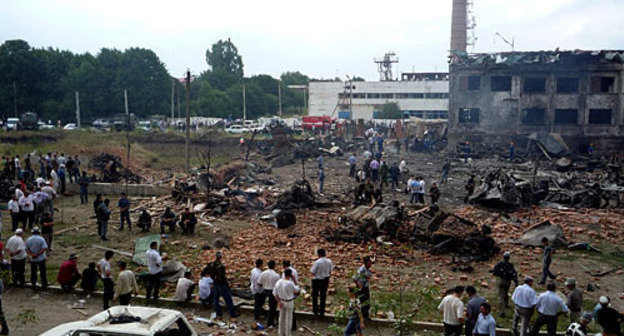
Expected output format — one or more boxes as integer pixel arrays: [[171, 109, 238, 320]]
[[57, 254, 81, 292], [473, 303, 496, 336], [491, 251, 518, 317], [310, 248, 333, 317], [530, 282, 569, 336], [114, 261, 139, 305], [117, 193, 131, 231], [97, 250, 114, 310], [206, 251, 237, 318], [352, 256, 373, 321], [344, 287, 364, 336], [438, 286, 465, 336], [465, 286, 487, 336], [539, 237, 556, 284], [512, 276, 538, 336], [259, 260, 281, 328], [565, 278, 583, 324], [273, 268, 300, 336], [77, 172, 89, 204], [25, 226, 48, 292], [146, 241, 163, 301], [251, 259, 264, 321], [6, 229, 27, 286]]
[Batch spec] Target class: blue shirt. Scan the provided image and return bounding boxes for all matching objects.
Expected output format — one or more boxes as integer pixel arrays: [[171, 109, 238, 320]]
[[25, 235, 48, 262], [466, 295, 487, 323], [473, 313, 496, 336], [118, 198, 130, 209], [536, 291, 569, 316], [512, 284, 538, 308], [349, 156, 357, 164]]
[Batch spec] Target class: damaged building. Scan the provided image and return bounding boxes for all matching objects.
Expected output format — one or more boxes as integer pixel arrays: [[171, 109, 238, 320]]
[[448, 50, 624, 150]]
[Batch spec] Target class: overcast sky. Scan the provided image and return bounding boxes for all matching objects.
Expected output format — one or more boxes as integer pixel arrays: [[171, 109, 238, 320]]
[[2, 0, 623, 81]]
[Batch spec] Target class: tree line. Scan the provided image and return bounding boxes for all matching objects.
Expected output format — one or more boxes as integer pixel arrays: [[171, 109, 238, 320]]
[[0, 39, 357, 123]]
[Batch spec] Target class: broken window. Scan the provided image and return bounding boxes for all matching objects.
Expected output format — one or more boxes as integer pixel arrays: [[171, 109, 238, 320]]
[[522, 108, 546, 125], [458, 108, 480, 124], [588, 109, 612, 124], [460, 76, 481, 91], [523, 77, 546, 93], [556, 77, 579, 93], [491, 76, 512, 92], [591, 76, 616, 93], [554, 109, 578, 124]]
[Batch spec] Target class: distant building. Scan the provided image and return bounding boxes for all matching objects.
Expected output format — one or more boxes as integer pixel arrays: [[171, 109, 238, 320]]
[[308, 73, 449, 120], [448, 50, 624, 143]]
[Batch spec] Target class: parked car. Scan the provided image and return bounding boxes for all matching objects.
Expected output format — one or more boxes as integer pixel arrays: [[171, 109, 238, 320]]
[[248, 123, 266, 133], [92, 118, 111, 129], [63, 123, 77, 130], [138, 120, 152, 131], [40, 306, 199, 336], [224, 125, 250, 134], [5, 118, 19, 131]]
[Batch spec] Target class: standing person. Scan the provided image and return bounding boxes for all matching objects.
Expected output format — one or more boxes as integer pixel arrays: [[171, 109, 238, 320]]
[[19, 191, 35, 230], [58, 164, 66, 194], [344, 287, 364, 336], [6, 229, 27, 287], [417, 176, 426, 204], [595, 296, 624, 336], [566, 312, 593, 336], [97, 250, 114, 310], [430, 182, 441, 205], [441, 159, 451, 184], [530, 282, 569, 336], [77, 172, 89, 204], [146, 241, 162, 301], [57, 254, 81, 292], [473, 303, 496, 336], [93, 194, 103, 216], [352, 256, 373, 320], [198, 269, 214, 306], [72, 155, 81, 182], [282, 260, 299, 331], [310, 248, 333, 317], [251, 259, 264, 321], [512, 276, 538, 336], [180, 208, 197, 235], [509, 142, 515, 161], [491, 252, 519, 317], [80, 262, 99, 298], [7, 195, 20, 232], [438, 286, 465, 336], [389, 163, 400, 190], [65, 156, 75, 183], [40, 212, 54, 251], [174, 271, 196, 302], [117, 193, 131, 231], [273, 268, 300, 336], [379, 161, 389, 189], [206, 251, 237, 318], [408, 175, 419, 204], [465, 175, 476, 203], [565, 279, 583, 325], [259, 260, 281, 328], [114, 261, 139, 305], [318, 168, 325, 194], [369, 159, 380, 182], [348, 154, 357, 178], [465, 286, 487, 336], [25, 227, 48, 291], [539, 237, 556, 284], [376, 133, 383, 153], [317, 154, 324, 170], [97, 199, 111, 241]]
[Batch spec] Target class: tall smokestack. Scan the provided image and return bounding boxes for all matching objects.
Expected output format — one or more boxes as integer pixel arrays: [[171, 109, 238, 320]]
[[450, 0, 467, 53]]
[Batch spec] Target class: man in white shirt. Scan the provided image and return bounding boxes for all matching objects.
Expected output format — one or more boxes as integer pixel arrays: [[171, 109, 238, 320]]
[[251, 259, 264, 320], [273, 269, 300, 336], [114, 261, 138, 305], [18, 191, 35, 229], [282, 260, 299, 330], [7, 195, 20, 232], [417, 177, 426, 204], [259, 260, 281, 327], [146, 241, 163, 300], [198, 270, 214, 305], [97, 250, 114, 310], [310, 248, 333, 317], [512, 276, 538, 336], [6, 229, 27, 286], [174, 271, 196, 302], [438, 285, 465, 336], [531, 282, 569, 336]]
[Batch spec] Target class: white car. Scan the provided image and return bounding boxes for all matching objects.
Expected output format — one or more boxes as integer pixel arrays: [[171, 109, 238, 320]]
[[40, 306, 199, 336], [224, 125, 250, 134], [5, 118, 19, 130], [63, 123, 77, 130]]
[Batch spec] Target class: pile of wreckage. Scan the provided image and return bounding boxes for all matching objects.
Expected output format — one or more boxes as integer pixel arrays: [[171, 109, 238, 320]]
[[326, 202, 500, 261], [88, 153, 142, 184]]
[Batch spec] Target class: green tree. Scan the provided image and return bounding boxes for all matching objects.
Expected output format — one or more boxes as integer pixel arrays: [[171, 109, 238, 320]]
[[280, 71, 309, 85], [379, 102, 402, 119], [205, 38, 244, 78], [351, 76, 365, 82]]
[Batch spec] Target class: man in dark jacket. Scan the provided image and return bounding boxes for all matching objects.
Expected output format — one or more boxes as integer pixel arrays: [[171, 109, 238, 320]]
[[180, 208, 197, 235]]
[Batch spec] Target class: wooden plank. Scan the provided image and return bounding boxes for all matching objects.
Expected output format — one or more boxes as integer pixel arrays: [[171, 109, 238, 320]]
[[56, 223, 90, 235]]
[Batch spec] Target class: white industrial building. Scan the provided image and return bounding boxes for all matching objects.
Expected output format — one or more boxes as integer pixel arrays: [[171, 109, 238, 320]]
[[308, 73, 449, 120]]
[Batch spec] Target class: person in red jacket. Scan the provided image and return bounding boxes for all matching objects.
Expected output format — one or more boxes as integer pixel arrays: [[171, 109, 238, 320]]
[[57, 254, 81, 292]]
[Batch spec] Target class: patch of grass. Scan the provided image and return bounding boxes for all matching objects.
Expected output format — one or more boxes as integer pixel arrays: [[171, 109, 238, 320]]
[[15, 308, 37, 325]]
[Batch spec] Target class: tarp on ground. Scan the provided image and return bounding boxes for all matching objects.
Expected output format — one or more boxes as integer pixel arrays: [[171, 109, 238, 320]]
[[132, 234, 161, 266], [527, 132, 569, 156]]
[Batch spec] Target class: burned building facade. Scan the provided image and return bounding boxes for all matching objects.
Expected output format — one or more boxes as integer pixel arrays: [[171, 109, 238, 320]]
[[448, 50, 624, 149]]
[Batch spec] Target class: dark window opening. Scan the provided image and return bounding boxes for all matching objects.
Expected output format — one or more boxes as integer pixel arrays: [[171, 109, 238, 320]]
[[556, 77, 579, 93], [491, 76, 512, 92], [367, 93, 381, 99], [352, 93, 366, 99], [554, 109, 578, 124], [523, 77, 546, 93], [588, 109, 612, 124], [460, 76, 481, 91], [409, 93, 424, 99], [591, 76, 615, 93], [522, 108, 546, 125], [380, 93, 394, 99], [458, 108, 480, 124], [396, 93, 410, 99]]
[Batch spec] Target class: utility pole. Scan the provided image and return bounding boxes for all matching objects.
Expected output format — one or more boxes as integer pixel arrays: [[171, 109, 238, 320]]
[[177, 86, 181, 119], [278, 83, 282, 116], [75, 91, 81, 128], [171, 81, 175, 120], [242, 85, 247, 121], [13, 82, 18, 118], [304, 87, 308, 113], [124, 89, 130, 195], [185, 70, 191, 171]]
